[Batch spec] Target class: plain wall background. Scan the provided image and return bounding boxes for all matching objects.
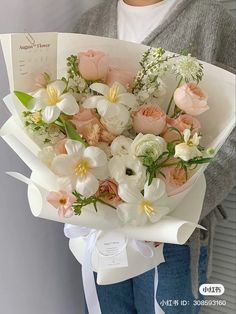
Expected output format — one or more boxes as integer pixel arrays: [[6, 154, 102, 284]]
[[0, 1, 235, 314], [0, 1, 102, 314]]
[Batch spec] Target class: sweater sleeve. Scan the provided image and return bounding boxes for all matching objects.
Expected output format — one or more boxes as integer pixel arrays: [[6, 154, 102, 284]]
[[214, 8, 236, 73], [201, 127, 236, 219], [200, 8, 236, 219]]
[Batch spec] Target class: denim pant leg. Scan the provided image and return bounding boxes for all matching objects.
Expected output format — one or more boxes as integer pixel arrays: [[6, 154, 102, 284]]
[[85, 273, 136, 314], [133, 244, 208, 314]]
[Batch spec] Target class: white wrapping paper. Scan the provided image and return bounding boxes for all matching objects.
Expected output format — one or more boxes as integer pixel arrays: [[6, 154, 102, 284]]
[[0, 33, 235, 284]]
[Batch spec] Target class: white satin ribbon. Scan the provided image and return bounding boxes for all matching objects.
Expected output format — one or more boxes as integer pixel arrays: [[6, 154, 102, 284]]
[[154, 267, 165, 314], [64, 224, 165, 314]]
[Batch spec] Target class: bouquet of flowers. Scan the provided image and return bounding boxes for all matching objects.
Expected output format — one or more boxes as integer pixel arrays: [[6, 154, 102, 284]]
[[0, 34, 235, 298]]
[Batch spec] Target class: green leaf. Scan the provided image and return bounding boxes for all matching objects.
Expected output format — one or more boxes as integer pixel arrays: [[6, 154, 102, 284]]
[[63, 120, 88, 147], [14, 91, 34, 109]]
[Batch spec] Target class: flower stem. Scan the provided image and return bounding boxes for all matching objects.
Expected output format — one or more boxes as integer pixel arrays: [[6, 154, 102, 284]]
[[97, 198, 117, 209], [166, 77, 182, 115]]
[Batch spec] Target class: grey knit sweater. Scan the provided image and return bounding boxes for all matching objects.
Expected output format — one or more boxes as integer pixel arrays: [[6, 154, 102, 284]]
[[74, 0, 236, 298]]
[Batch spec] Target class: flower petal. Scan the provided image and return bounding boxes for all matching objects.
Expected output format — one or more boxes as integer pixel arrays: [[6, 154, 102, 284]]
[[91, 165, 109, 180], [119, 93, 136, 108], [47, 191, 60, 208], [144, 178, 166, 201], [51, 155, 75, 176], [90, 82, 109, 96], [57, 93, 79, 115], [148, 206, 170, 223], [118, 184, 142, 203], [65, 140, 85, 156], [75, 173, 99, 197], [48, 80, 66, 96], [117, 203, 147, 226], [84, 146, 107, 168], [42, 106, 60, 123], [83, 95, 104, 108]]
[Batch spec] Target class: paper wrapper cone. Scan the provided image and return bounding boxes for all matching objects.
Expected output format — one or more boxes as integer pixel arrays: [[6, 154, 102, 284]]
[[0, 33, 235, 283]]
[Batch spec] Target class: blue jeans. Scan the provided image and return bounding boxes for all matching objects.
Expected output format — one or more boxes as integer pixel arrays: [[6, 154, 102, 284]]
[[85, 244, 208, 314]]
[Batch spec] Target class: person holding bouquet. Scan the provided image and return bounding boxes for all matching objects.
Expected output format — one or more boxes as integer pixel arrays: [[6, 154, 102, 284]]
[[74, 0, 236, 313]]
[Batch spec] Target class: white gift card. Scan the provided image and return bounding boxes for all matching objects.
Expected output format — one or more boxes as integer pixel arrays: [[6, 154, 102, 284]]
[[9, 33, 57, 92], [96, 231, 128, 270]]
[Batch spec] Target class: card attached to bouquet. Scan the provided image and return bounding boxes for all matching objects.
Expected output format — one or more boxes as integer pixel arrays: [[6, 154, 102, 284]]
[[96, 232, 128, 270], [1, 32, 57, 92]]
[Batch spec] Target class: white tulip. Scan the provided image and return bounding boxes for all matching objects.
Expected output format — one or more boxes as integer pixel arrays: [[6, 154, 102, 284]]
[[32, 80, 79, 123], [117, 178, 170, 226], [174, 129, 202, 161], [51, 140, 107, 197]]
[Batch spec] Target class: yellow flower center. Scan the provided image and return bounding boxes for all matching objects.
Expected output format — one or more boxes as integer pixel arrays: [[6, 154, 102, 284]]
[[140, 200, 155, 217], [107, 84, 119, 103], [59, 197, 67, 205], [74, 159, 91, 178], [187, 140, 194, 146], [47, 86, 60, 105]]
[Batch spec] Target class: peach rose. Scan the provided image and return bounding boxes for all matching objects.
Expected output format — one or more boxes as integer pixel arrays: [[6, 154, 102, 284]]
[[71, 108, 115, 145], [163, 114, 201, 142], [78, 50, 109, 81], [174, 82, 209, 116], [158, 166, 193, 196], [132, 104, 166, 135], [106, 67, 134, 90], [96, 179, 122, 207], [54, 139, 67, 154]]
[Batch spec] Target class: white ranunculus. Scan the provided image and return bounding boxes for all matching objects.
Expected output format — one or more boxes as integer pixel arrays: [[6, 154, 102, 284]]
[[108, 155, 146, 190], [32, 80, 80, 123], [100, 108, 130, 135], [117, 178, 170, 226], [174, 129, 202, 161], [51, 140, 107, 197], [131, 133, 167, 161], [110, 136, 133, 156]]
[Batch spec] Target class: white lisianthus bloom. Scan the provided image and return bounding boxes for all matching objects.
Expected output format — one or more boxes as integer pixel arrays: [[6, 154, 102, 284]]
[[51, 140, 107, 197], [108, 155, 146, 190], [131, 133, 167, 161], [111, 136, 133, 156], [32, 80, 79, 123], [117, 178, 170, 226], [83, 81, 136, 121], [101, 114, 129, 135], [174, 129, 202, 161]]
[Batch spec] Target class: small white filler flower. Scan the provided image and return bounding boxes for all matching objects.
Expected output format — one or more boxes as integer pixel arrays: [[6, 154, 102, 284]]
[[117, 178, 170, 226], [32, 80, 79, 123], [174, 129, 202, 161], [51, 140, 107, 197]]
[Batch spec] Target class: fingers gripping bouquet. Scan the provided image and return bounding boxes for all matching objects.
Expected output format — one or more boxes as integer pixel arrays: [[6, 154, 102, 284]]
[[0, 34, 235, 293]]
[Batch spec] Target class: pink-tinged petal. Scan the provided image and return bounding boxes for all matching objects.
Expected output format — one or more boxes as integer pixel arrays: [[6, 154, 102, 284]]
[[83, 96, 104, 108], [118, 184, 142, 203], [75, 173, 99, 197], [47, 191, 61, 208], [83, 146, 107, 168], [89, 83, 109, 96], [65, 140, 84, 156], [58, 206, 74, 218], [51, 155, 75, 176], [117, 203, 148, 226], [79, 60, 98, 81], [57, 93, 79, 115], [42, 106, 60, 123]]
